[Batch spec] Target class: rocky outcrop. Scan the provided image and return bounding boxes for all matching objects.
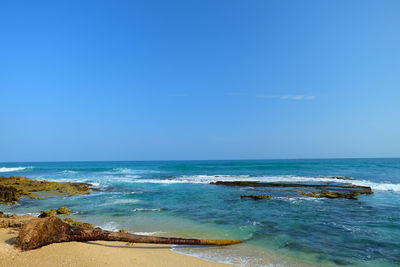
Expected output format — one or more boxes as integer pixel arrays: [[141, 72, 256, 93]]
[[211, 181, 369, 190], [39, 207, 72, 218], [0, 185, 23, 204], [63, 217, 94, 230], [211, 181, 337, 187], [240, 195, 272, 200], [300, 190, 362, 200], [211, 181, 373, 200], [16, 216, 242, 251], [0, 212, 34, 228], [0, 176, 96, 204]]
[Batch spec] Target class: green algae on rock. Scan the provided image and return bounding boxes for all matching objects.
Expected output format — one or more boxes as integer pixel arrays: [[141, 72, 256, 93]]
[[0, 185, 23, 204], [240, 195, 272, 200], [211, 180, 373, 200], [64, 217, 94, 230], [210, 181, 370, 190], [38, 207, 72, 218], [300, 190, 362, 200], [0, 212, 35, 228], [0, 176, 96, 204]]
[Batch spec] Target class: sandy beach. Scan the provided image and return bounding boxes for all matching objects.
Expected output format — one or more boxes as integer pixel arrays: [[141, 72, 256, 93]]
[[0, 228, 233, 267]]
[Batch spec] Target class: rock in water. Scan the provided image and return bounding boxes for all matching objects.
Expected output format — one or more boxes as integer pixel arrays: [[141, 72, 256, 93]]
[[240, 195, 272, 200], [301, 190, 361, 200], [38, 207, 72, 218], [211, 180, 373, 200], [0, 176, 96, 204]]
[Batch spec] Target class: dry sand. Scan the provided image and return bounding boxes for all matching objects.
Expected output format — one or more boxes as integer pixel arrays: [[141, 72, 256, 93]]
[[0, 229, 233, 267]]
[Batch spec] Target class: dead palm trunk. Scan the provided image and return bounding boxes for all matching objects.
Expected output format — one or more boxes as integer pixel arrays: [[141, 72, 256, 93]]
[[16, 216, 242, 251]]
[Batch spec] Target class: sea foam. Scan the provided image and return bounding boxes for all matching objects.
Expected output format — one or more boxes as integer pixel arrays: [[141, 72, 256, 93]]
[[132, 208, 163, 212], [127, 174, 400, 192], [98, 221, 120, 232], [133, 232, 163, 236], [105, 199, 140, 205], [0, 166, 32, 173], [112, 168, 161, 174]]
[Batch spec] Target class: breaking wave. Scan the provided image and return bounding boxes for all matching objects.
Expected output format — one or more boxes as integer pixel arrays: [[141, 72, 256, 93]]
[[106, 199, 140, 205], [0, 166, 32, 173], [112, 168, 161, 174], [133, 232, 164, 236], [98, 221, 120, 231], [132, 208, 163, 212], [128, 174, 400, 192]]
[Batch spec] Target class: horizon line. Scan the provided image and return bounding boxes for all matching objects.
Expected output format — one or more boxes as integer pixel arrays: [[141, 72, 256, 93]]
[[1, 156, 399, 164]]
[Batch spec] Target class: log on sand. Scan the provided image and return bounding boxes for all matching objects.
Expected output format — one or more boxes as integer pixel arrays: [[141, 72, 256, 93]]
[[16, 216, 242, 251]]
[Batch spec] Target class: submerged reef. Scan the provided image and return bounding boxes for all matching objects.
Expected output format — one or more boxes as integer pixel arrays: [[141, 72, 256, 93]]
[[300, 190, 365, 200], [211, 180, 373, 200], [0, 176, 96, 204]]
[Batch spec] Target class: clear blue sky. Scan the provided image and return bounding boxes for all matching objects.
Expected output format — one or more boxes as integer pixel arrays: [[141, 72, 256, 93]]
[[1, 0, 399, 162]]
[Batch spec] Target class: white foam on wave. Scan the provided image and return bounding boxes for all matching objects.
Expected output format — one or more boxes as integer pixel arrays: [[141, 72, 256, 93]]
[[0, 167, 32, 173], [95, 222, 162, 236], [98, 221, 120, 232], [127, 174, 400, 192], [129, 175, 249, 184], [132, 208, 162, 212], [349, 180, 400, 192], [34, 175, 142, 189], [61, 170, 78, 174], [112, 168, 161, 174], [171, 246, 266, 267], [133, 231, 163, 236], [129, 174, 347, 184], [52, 178, 103, 188], [106, 199, 140, 205]]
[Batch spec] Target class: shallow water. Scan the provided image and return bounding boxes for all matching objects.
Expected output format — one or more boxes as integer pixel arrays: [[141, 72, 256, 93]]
[[1, 159, 400, 266]]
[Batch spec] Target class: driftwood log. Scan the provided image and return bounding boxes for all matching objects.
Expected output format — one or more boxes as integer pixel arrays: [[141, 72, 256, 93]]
[[16, 216, 242, 251]]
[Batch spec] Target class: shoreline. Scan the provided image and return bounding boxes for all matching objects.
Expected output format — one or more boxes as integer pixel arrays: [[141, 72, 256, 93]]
[[0, 228, 234, 267], [0, 175, 239, 266], [2, 164, 397, 267]]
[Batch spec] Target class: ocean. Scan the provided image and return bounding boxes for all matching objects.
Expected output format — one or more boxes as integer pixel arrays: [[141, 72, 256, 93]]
[[1, 158, 400, 266]]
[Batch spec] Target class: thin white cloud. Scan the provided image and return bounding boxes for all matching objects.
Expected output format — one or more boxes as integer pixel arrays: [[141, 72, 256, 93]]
[[256, 94, 316, 100]]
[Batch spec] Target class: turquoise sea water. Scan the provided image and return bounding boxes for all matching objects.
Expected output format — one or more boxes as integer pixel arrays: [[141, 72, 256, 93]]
[[1, 159, 400, 266]]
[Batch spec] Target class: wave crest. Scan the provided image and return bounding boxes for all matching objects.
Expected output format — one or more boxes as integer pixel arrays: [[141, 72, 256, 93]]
[[0, 167, 32, 173], [112, 168, 161, 174], [132, 208, 163, 212], [127, 174, 400, 192]]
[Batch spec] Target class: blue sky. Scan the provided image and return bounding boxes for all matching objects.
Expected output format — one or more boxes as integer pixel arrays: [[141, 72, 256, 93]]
[[1, 0, 399, 162]]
